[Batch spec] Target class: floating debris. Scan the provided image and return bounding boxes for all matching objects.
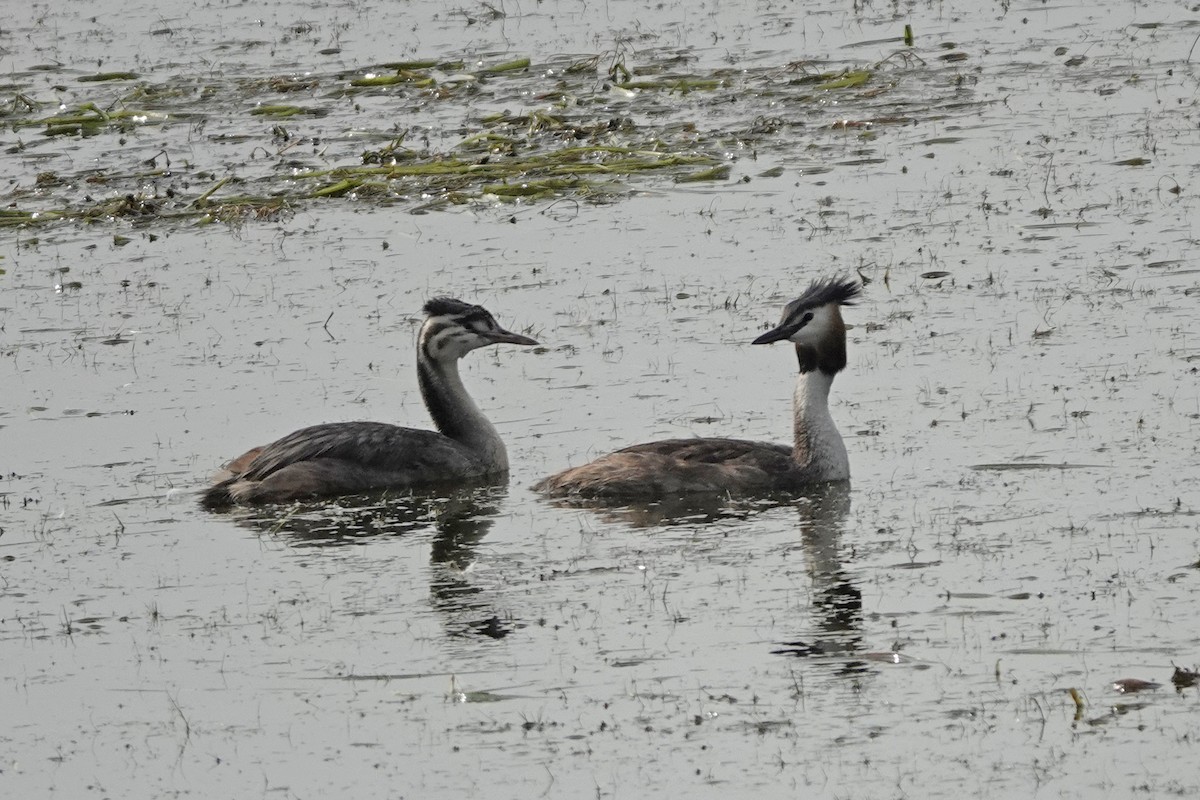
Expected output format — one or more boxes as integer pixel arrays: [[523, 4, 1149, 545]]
[[2, 48, 974, 227], [970, 462, 1107, 471], [1111, 678, 1160, 693], [1171, 665, 1199, 689]]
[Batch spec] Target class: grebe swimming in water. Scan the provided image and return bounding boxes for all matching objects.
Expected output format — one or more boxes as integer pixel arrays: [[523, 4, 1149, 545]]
[[534, 277, 860, 499], [202, 298, 537, 507]]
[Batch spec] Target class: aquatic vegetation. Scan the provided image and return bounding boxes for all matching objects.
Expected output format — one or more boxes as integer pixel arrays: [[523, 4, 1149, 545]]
[[1, 45, 964, 229]]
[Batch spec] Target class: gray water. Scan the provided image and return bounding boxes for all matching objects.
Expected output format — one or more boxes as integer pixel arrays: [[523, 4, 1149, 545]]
[[3, 1, 1200, 797]]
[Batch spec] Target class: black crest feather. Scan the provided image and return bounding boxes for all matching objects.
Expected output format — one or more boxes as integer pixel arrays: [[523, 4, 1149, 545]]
[[424, 297, 479, 317], [785, 276, 861, 315]]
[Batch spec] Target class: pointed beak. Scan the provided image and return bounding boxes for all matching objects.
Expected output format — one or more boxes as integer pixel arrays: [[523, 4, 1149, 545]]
[[488, 327, 539, 347], [751, 323, 793, 345]]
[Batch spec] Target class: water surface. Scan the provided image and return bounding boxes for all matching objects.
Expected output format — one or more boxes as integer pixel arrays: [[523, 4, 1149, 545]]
[[3, 1, 1200, 798]]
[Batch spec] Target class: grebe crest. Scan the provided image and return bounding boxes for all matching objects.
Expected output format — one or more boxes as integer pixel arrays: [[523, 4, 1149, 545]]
[[752, 277, 859, 375]]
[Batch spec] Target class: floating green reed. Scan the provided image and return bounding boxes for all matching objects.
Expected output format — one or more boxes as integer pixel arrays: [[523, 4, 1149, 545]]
[[78, 72, 140, 82], [350, 71, 436, 87], [250, 105, 325, 117], [478, 57, 530, 74], [816, 70, 872, 90], [617, 78, 724, 92], [0, 209, 37, 227], [675, 165, 731, 183], [192, 177, 232, 207], [378, 59, 465, 71]]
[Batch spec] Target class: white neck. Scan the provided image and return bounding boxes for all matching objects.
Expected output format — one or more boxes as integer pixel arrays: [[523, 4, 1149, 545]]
[[419, 358, 508, 470], [791, 369, 848, 480]]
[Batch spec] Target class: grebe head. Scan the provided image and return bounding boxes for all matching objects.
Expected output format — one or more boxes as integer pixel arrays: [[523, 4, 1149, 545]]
[[420, 297, 538, 362], [751, 277, 861, 374]]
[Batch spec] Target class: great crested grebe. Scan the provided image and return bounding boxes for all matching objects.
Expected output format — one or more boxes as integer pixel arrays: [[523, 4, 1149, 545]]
[[534, 277, 860, 499], [202, 297, 538, 507]]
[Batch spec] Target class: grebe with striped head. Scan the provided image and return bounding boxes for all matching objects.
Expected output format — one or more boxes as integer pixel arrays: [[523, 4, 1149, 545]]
[[202, 298, 537, 507], [534, 277, 860, 499]]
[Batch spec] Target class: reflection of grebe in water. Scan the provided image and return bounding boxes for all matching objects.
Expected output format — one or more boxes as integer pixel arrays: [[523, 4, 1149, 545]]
[[202, 298, 537, 508], [537, 480, 865, 668], [535, 278, 860, 500], [222, 485, 515, 638], [770, 482, 865, 669]]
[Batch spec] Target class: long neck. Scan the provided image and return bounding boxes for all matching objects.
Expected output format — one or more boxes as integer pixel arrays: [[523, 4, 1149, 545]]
[[418, 356, 508, 470], [790, 367, 849, 481]]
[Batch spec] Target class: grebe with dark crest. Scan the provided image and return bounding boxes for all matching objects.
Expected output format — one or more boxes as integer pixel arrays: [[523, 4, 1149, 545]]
[[534, 277, 860, 499], [202, 298, 537, 507]]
